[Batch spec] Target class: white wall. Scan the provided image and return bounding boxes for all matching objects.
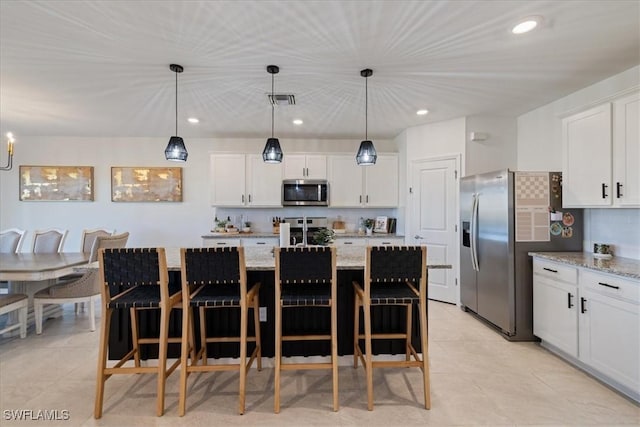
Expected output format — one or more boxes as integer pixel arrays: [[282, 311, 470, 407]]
[[0, 136, 397, 251], [465, 115, 517, 176], [517, 65, 640, 259]]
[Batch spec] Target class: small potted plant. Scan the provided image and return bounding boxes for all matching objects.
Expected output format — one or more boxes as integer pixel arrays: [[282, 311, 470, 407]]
[[242, 221, 251, 233], [363, 218, 375, 235], [312, 228, 335, 246], [215, 218, 227, 233]]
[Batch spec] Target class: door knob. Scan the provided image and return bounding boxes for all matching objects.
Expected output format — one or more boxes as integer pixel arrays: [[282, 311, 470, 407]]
[[414, 235, 424, 239]]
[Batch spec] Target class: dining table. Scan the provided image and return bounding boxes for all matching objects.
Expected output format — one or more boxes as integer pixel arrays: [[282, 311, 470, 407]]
[[0, 252, 91, 330]]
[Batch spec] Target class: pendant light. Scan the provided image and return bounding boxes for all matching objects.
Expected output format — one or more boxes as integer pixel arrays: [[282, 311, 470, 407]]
[[356, 68, 377, 165], [262, 65, 283, 163], [165, 63, 188, 162]]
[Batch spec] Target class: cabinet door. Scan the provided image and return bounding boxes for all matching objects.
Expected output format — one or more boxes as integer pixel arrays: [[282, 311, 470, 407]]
[[210, 154, 246, 206], [246, 154, 282, 206], [241, 237, 278, 247], [202, 238, 241, 248], [368, 237, 405, 246], [613, 92, 640, 207], [364, 154, 398, 207], [533, 274, 578, 357], [562, 103, 612, 207], [333, 238, 367, 247], [579, 287, 639, 393], [283, 155, 307, 179], [305, 155, 327, 179], [327, 155, 363, 207]]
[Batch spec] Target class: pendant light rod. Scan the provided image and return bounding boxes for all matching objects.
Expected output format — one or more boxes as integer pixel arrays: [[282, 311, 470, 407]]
[[267, 65, 279, 138], [170, 64, 183, 136], [361, 68, 372, 140]]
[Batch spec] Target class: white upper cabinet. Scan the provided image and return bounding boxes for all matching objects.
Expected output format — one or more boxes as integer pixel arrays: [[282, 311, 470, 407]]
[[562, 103, 612, 207], [327, 154, 398, 207], [210, 154, 246, 206], [562, 91, 639, 208], [210, 154, 282, 207], [283, 154, 327, 180], [613, 92, 640, 206]]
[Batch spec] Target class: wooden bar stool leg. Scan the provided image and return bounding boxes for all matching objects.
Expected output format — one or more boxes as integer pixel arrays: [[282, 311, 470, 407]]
[[353, 296, 360, 368], [156, 305, 171, 416], [274, 298, 282, 413], [94, 308, 113, 419], [406, 304, 413, 362], [364, 300, 374, 411], [331, 300, 339, 412], [238, 300, 248, 415], [419, 300, 431, 409], [178, 305, 193, 416], [253, 294, 262, 371], [130, 308, 141, 368]]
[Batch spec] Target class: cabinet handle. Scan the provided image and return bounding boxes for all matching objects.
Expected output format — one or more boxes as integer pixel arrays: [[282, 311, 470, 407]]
[[580, 297, 587, 313], [382, 241, 391, 245], [366, 195, 369, 203], [567, 293, 574, 308], [601, 183, 608, 199], [598, 281, 620, 290], [242, 194, 245, 203], [344, 242, 353, 245], [616, 182, 623, 198], [543, 267, 558, 273], [217, 242, 227, 245], [248, 194, 252, 203], [302, 167, 306, 177], [359, 195, 362, 203], [306, 167, 309, 176]]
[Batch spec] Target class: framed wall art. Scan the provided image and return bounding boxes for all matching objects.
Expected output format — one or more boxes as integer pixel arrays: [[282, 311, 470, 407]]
[[19, 165, 94, 201], [111, 167, 182, 202]]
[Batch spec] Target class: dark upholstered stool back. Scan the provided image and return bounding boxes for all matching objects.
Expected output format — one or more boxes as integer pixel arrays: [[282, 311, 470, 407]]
[[183, 247, 241, 285], [369, 246, 424, 283], [278, 247, 333, 284], [101, 248, 160, 294]]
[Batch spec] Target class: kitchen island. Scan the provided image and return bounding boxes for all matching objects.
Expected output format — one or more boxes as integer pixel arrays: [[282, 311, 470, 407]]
[[105, 245, 450, 360]]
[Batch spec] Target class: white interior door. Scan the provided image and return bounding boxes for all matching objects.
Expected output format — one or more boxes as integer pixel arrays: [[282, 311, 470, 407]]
[[409, 157, 458, 304]]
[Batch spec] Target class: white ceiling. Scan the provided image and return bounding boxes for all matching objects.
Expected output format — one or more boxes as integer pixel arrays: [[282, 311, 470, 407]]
[[1, 1, 638, 141]]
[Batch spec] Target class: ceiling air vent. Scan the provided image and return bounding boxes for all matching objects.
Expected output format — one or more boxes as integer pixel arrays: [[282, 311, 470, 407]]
[[268, 94, 296, 106]]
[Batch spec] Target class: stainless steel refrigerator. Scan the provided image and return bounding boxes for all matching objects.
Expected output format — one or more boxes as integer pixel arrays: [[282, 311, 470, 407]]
[[460, 169, 582, 341]]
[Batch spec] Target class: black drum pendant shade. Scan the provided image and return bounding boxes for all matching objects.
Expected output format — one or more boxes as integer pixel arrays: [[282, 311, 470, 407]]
[[356, 68, 377, 165], [263, 65, 283, 163], [165, 64, 188, 162]]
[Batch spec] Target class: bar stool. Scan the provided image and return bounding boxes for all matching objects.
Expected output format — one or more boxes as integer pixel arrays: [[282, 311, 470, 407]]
[[94, 248, 183, 418], [352, 245, 430, 410], [178, 247, 262, 416], [274, 246, 338, 413]]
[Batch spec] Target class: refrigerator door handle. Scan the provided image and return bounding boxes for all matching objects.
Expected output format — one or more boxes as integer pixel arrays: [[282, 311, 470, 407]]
[[470, 193, 480, 272]]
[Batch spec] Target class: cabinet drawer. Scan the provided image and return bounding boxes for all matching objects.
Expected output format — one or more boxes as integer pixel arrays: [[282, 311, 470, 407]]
[[581, 270, 640, 303], [533, 259, 578, 284], [333, 239, 367, 247], [202, 238, 241, 247], [369, 237, 405, 246], [242, 238, 278, 247]]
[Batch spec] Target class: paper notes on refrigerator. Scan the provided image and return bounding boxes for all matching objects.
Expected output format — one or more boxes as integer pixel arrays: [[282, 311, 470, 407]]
[[515, 172, 550, 242]]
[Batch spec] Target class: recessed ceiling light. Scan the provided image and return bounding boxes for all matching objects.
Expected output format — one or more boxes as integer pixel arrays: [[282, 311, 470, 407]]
[[293, 119, 303, 125], [416, 109, 429, 116], [512, 16, 541, 34], [187, 117, 199, 124]]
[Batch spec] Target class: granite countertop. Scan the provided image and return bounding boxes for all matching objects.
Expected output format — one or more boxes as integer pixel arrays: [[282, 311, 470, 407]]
[[202, 232, 404, 239], [529, 252, 640, 280]]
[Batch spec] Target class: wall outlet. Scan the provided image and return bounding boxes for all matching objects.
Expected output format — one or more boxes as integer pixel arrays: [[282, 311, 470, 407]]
[[259, 306, 267, 322]]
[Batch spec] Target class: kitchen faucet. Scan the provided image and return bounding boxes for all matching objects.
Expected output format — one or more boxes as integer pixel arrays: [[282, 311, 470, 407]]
[[301, 216, 308, 247]]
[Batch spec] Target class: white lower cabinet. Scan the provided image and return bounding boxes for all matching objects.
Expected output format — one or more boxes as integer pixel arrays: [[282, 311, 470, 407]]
[[533, 258, 640, 401], [241, 237, 278, 247], [533, 260, 579, 357], [202, 238, 241, 248]]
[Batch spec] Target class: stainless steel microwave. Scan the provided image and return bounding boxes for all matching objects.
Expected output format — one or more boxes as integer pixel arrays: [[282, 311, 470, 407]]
[[282, 179, 329, 206]]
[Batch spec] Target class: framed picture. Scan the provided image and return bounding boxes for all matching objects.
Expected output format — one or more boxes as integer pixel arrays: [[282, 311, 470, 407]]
[[374, 216, 389, 234], [111, 167, 182, 202], [19, 165, 94, 201]]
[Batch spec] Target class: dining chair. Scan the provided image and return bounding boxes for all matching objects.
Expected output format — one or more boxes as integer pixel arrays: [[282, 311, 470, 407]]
[[274, 246, 338, 413], [58, 229, 115, 285], [0, 228, 26, 253], [34, 232, 129, 334], [0, 293, 28, 338], [352, 245, 430, 411], [94, 247, 183, 418], [31, 228, 68, 253], [178, 246, 262, 416]]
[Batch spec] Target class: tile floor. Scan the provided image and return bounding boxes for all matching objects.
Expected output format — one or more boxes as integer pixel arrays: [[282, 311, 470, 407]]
[[1, 301, 638, 426]]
